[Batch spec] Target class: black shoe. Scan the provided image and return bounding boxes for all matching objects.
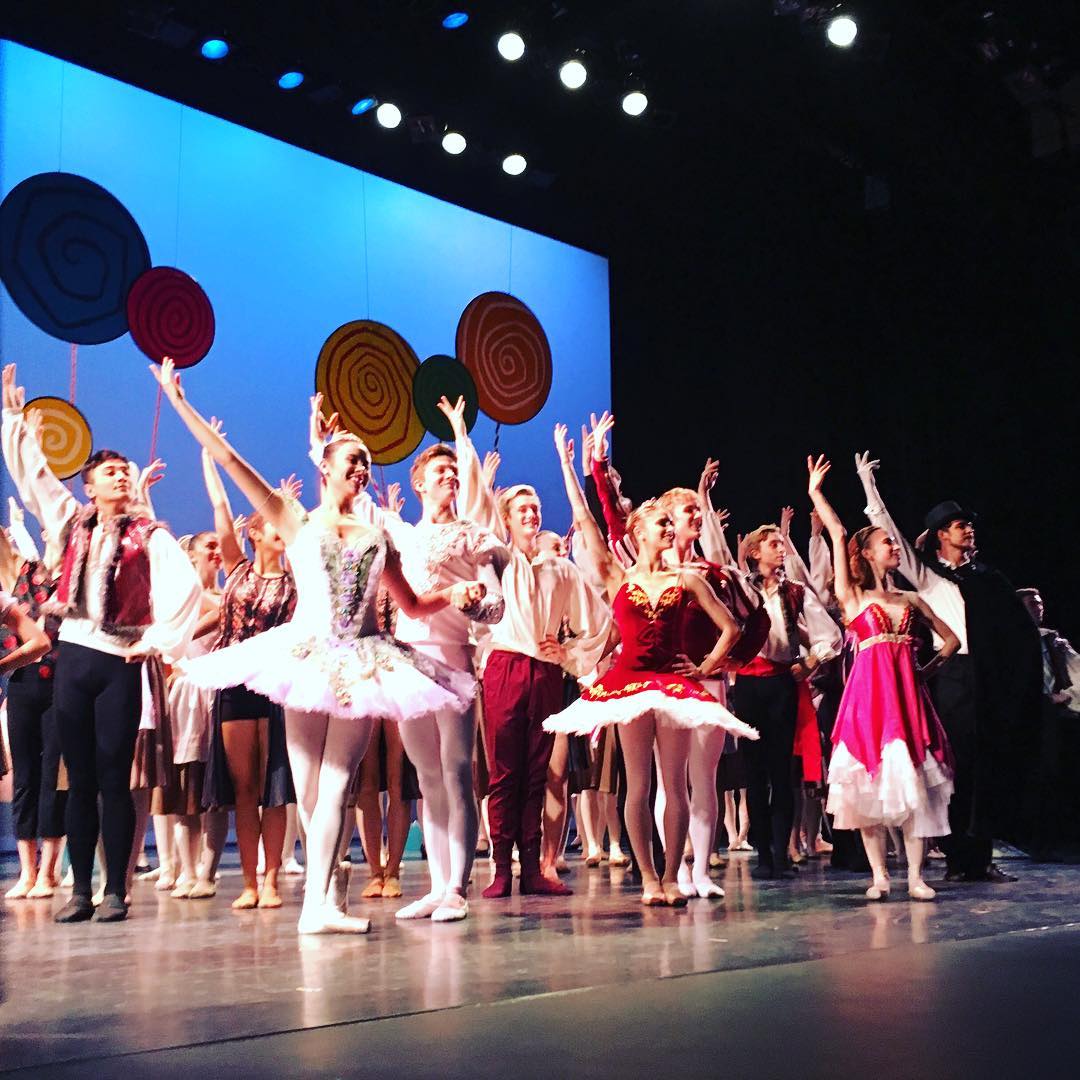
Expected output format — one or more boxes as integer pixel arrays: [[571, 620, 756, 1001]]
[[54, 895, 95, 923], [751, 863, 775, 880], [943, 869, 967, 883], [980, 864, 1018, 883], [94, 893, 129, 922]]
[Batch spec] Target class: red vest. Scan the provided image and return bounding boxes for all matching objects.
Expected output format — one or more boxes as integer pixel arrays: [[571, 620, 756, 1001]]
[[55, 505, 158, 641]]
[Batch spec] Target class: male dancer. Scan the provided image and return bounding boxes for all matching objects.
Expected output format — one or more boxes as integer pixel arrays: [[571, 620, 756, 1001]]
[[389, 439, 509, 922], [443, 399, 611, 899], [857, 453, 1041, 881], [2, 364, 200, 922]]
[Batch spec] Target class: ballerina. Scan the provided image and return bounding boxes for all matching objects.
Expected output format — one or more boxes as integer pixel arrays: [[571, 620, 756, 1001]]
[[806, 455, 958, 900], [151, 358, 483, 934], [544, 424, 758, 907]]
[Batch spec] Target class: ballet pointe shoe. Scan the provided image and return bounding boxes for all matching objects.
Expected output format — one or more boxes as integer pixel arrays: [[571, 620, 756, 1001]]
[[908, 881, 937, 901], [662, 882, 688, 908], [231, 887, 260, 910], [431, 892, 469, 923], [865, 877, 891, 901], [284, 858, 305, 876], [297, 906, 371, 935], [396, 893, 443, 920], [693, 879, 725, 900], [188, 880, 216, 900], [170, 878, 194, 900], [155, 870, 177, 892], [5, 876, 35, 900], [380, 876, 402, 899]]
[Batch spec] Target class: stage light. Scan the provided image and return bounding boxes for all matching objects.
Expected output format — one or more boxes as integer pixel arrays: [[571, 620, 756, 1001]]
[[442, 131, 467, 155], [351, 97, 377, 115], [559, 59, 587, 90], [826, 16, 858, 47], [376, 102, 402, 128], [200, 38, 229, 61], [497, 32, 525, 61], [442, 12, 469, 30], [502, 153, 527, 176], [277, 71, 304, 90], [621, 90, 648, 116]]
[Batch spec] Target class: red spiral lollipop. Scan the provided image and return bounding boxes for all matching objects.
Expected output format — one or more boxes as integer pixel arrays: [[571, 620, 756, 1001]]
[[127, 267, 215, 369], [315, 320, 424, 465], [456, 292, 552, 425]]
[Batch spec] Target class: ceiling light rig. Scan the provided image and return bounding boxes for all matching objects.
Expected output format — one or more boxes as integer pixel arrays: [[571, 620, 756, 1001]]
[[502, 153, 527, 176], [277, 71, 304, 90], [200, 38, 229, 61], [621, 89, 648, 116], [350, 97, 377, 116], [497, 32, 526, 62], [442, 12, 470, 30], [442, 130, 467, 155], [826, 15, 859, 48], [559, 56, 588, 90], [376, 102, 403, 128]]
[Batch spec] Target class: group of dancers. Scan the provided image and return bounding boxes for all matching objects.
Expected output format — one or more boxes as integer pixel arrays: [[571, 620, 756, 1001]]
[[0, 351, 1063, 933]]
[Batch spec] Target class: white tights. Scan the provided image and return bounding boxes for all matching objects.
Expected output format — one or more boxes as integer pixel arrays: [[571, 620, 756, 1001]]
[[682, 726, 726, 887], [285, 709, 374, 918], [398, 706, 477, 896]]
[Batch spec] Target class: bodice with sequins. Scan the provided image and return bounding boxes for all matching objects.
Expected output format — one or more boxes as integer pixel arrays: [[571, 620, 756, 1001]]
[[611, 581, 686, 673], [211, 559, 296, 651]]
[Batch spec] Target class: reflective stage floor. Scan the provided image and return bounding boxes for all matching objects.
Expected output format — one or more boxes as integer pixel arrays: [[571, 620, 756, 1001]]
[[3, 852, 1080, 1078]]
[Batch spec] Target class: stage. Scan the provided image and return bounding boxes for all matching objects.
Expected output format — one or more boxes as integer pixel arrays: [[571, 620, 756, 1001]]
[[3, 853, 1080, 1078]]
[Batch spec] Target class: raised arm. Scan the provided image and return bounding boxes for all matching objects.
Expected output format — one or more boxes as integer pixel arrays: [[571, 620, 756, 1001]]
[[151, 358, 301, 545], [201, 446, 245, 573], [696, 458, 736, 567], [438, 396, 503, 537], [807, 510, 833, 599], [807, 455, 856, 612], [6, 498, 40, 564], [555, 423, 623, 601]]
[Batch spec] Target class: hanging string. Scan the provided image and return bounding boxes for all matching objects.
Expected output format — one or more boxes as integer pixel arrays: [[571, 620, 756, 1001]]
[[68, 343, 78, 403], [148, 382, 163, 463]]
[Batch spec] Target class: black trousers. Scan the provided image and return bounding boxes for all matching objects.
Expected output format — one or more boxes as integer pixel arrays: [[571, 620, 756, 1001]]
[[54, 642, 142, 898], [931, 656, 993, 876], [6, 668, 65, 841], [732, 672, 797, 870]]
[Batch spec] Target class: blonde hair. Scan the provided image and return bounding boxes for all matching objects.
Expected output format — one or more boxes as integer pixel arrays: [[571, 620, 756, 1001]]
[[660, 487, 699, 512], [744, 524, 780, 568], [625, 497, 665, 543], [498, 484, 539, 524]]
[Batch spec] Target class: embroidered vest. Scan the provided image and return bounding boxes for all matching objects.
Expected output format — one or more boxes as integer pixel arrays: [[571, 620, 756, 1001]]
[[54, 505, 159, 641]]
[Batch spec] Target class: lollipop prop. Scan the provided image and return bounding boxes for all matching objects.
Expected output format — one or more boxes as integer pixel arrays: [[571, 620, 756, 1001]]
[[24, 396, 93, 480]]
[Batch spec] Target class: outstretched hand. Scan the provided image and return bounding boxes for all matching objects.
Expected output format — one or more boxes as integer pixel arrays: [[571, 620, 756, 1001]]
[[385, 481, 404, 515], [698, 457, 720, 497], [279, 473, 303, 504], [436, 395, 469, 441], [553, 423, 574, 464], [807, 454, 831, 494], [139, 458, 166, 493], [779, 505, 795, 538], [309, 393, 340, 446], [2, 364, 25, 413], [481, 451, 501, 490], [855, 450, 879, 478], [589, 410, 615, 461], [151, 356, 183, 402]]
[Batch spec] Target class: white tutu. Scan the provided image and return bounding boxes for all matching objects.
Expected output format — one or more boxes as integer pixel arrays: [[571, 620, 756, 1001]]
[[168, 675, 214, 764], [826, 739, 954, 838], [181, 623, 474, 723], [543, 688, 759, 739]]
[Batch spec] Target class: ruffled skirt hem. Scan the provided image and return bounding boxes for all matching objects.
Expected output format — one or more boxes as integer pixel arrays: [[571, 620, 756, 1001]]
[[542, 689, 759, 739], [826, 739, 953, 837]]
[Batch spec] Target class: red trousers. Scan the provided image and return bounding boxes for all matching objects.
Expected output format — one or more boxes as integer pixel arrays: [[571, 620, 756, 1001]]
[[481, 650, 564, 858]]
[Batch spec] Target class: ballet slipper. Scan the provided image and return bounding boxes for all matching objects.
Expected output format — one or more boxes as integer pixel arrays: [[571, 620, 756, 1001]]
[[380, 876, 402, 899], [54, 895, 95, 923], [732, 839, 753, 852], [155, 872, 177, 892], [297, 907, 371, 935], [708, 853, 725, 869], [283, 859, 305, 876], [662, 882, 688, 908], [395, 893, 443, 920], [678, 881, 697, 899], [61, 867, 74, 887], [360, 875, 384, 900], [170, 879, 194, 900], [908, 881, 936, 902], [693, 879, 725, 900], [431, 893, 469, 923], [136, 865, 160, 882], [231, 887, 260, 910], [607, 848, 630, 868], [5, 877, 35, 900], [91, 886, 106, 907], [94, 893, 129, 922], [865, 877, 891, 901], [641, 884, 666, 907], [188, 880, 216, 900], [258, 886, 283, 909], [27, 879, 55, 900], [585, 852, 603, 868]]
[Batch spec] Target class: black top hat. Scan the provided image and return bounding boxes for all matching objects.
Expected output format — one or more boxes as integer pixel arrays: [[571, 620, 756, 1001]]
[[924, 500, 977, 534]]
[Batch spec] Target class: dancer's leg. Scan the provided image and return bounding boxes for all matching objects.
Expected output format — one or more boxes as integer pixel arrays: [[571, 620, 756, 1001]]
[[255, 718, 286, 908], [282, 803, 302, 871], [578, 788, 602, 863], [152, 814, 177, 890], [173, 813, 202, 891], [860, 826, 890, 898], [200, 809, 228, 884], [5, 677, 43, 896], [620, 716, 661, 898], [397, 713, 449, 917], [902, 818, 935, 899], [438, 707, 478, 894], [356, 718, 385, 895], [380, 720, 408, 894], [687, 725, 725, 897], [541, 734, 570, 880], [125, 788, 151, 899], [655, 725, 692, 898], [284, 709, 329, 910], [222, 719, 264, 908]]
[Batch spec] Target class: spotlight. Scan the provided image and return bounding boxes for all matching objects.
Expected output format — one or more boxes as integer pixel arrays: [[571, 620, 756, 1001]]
[[826, 16, 858, 48], [497, 32, 525, 61], [442, 12, 469, 30], [277, 71, 304, 90], [502, 153, 527, 176], [376, 102, 403, 128], [559, 59, 587, 90], [442, 131, 467, 155], [200, 38, 229, 60], [351, 97, 377, 115], [621, 90, 648, 116]]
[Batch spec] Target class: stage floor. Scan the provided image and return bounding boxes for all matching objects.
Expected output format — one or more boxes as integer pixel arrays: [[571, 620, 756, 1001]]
[[3, 853, 1080, 1077]]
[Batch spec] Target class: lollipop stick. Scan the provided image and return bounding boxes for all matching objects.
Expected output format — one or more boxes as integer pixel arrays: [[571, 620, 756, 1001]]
[[148, 382, 163, 464], [494, 422, 501, 454], [69, 343, 78, 404]]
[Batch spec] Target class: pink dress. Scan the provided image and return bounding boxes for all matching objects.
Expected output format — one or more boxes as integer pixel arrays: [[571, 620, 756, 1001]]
[[826, 602, 954, 837]]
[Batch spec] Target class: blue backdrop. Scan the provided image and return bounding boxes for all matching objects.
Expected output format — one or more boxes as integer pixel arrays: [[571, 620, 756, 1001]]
[[0, 40, 610, 536]]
